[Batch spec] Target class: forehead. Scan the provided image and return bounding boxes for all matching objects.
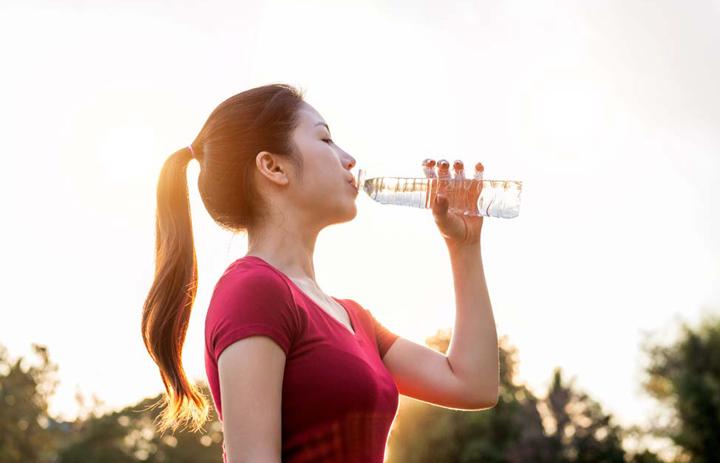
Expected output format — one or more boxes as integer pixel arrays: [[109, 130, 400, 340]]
[[297, 103, 327, 129]]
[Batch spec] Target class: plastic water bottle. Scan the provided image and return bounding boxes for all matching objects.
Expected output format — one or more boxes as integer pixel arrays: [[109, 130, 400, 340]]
[[354, 159, 522, 219]]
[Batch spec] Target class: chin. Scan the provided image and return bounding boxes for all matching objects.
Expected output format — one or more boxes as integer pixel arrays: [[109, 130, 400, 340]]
[[320, 197, 358, 228], [334, 202, 358, 225], [342, 203, 358, 222]]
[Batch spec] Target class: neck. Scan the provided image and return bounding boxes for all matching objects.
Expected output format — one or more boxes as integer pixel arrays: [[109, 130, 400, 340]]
[[246, 221, 320, 285]]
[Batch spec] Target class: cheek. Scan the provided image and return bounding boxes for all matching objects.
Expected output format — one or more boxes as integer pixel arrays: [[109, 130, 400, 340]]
[[295, 169, 333, 201], [293, 155, 342, 201], [305, 162, 337, 189]]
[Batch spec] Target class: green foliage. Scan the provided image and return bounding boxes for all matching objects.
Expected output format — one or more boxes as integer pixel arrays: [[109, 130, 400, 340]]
[[0, 341, 224, 463], [386, 331, 640, 463], [0, 343, 59, 463], [55, 387, 224, 463], [7, 311, 720, 463], [639, 314, 720, 463]]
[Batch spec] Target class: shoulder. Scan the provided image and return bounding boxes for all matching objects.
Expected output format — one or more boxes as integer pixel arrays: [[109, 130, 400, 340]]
[[205, 259, 302, 364], [342, 298, 372, 321], [344, 298, 394, 334], [338, 298, 373, 329], [205, 259, 302, 345], [207, 258, 298, 316], [213, 258, 292, 296], [341, 297, 363, 312]]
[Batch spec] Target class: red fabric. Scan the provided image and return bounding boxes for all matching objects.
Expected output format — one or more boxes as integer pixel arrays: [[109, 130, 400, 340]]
[[204, 256, 401, 463]]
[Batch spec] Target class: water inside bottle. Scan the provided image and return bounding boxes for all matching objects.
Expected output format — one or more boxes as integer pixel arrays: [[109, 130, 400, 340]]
[[354, 169, 522, 218]]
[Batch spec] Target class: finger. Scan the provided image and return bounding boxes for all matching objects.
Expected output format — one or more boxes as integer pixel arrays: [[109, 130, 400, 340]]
[[473, 162, 484, 195], [473, 162, 484, 180], [433, 193, 449, 218], [470, 162, 484, 210], [437, 159, 451, 179], [423, 158, 438, 209], [453, 160, 467, 211], [452, 160, 465, 180], [422, 158, 437, 179], [437, 159, 452, 197]]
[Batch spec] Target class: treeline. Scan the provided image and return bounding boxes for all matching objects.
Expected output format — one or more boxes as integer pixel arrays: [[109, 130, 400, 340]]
[[1, 312, 719, 463]]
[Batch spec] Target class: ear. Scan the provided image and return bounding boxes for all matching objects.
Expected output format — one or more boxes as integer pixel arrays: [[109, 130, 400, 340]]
[[255, 151, 291, 186]]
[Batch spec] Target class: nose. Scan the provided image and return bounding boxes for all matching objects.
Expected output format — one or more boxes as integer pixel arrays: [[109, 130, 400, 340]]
[[341, 151, 356, 170]]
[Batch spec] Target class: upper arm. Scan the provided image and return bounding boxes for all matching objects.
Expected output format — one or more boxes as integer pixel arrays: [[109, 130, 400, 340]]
[[218, 334, 286, 463], [381, 338, 496, 410], [349, 299, 493, 409], [206, 265, 300, 460]]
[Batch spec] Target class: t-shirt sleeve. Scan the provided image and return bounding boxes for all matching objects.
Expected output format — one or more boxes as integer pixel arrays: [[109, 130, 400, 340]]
[[206, 266, 299, 364], [349, 299, 401, 359]]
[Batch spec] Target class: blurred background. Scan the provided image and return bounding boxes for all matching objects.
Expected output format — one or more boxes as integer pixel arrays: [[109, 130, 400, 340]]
[[1, 0, 718, 462]]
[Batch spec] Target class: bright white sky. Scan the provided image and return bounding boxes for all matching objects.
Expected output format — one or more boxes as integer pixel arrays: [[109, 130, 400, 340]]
[[1, 0, 719, 457]]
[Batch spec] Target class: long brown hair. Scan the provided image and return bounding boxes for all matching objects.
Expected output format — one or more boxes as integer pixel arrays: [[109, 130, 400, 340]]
[[141, 83, 306, 434]]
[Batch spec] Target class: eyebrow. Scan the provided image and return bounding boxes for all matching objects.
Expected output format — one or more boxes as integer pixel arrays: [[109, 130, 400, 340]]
[[314, 121, 331, 134]]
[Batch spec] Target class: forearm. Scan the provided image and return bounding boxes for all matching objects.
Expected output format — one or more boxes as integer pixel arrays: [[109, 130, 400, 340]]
[[444, 241, 499, 404]]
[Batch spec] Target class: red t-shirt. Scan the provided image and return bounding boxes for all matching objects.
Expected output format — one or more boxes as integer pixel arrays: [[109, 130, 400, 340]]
[[204, 256, 401, 463]]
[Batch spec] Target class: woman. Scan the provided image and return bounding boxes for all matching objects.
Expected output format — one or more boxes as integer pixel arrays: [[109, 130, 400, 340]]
[[141, 83, 498, 463]]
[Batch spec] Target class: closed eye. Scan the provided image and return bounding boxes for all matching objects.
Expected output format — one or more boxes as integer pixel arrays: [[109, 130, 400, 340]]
[[323, 138, 334, 145]]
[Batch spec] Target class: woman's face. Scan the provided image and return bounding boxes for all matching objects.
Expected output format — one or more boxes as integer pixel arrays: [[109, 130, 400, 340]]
[[256, 102, 358, 229]]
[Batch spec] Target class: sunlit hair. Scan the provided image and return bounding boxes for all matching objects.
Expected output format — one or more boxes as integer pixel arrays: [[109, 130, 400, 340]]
[[141, 83, 306, 434]]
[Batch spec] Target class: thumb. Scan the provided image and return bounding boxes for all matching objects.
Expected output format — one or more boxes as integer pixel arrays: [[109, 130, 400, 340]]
[[433, 194, 449, 219]]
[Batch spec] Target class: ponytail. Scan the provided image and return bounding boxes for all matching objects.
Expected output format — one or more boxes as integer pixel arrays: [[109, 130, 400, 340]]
[[139, 83, 306, 434], [141, 146, 209, 434]]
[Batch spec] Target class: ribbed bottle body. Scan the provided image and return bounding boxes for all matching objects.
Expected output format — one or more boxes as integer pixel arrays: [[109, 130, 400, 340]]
[[362, 176, 522, 218]]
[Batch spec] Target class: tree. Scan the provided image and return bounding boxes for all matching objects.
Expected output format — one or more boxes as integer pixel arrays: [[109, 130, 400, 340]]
[[386, 328, 650, 463], [538, 368, 627, 463], [639, 313, 720, 463], [56, 383, 224, 463], [0, 342, 60, 463]]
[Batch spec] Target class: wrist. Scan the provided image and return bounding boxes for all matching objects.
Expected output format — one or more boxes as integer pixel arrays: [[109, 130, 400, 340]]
[[445, 239, 481, 255]]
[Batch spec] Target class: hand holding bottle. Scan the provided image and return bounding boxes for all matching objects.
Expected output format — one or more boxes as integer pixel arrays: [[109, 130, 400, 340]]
[[425, 158, 484, 248], [353, 162, 521, 220]]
